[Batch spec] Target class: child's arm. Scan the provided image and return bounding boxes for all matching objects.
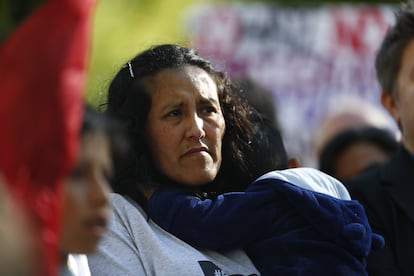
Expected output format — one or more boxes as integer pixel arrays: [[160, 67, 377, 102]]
[[148, 186, 276, 251]]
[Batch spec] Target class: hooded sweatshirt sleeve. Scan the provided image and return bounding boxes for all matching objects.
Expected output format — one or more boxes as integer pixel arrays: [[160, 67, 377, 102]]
[[148, 186, 278, 251], [148, 167, 349, 251]]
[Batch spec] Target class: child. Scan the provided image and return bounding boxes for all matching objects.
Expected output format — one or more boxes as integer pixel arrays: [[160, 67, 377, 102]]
[[59, 107, 120, 276]]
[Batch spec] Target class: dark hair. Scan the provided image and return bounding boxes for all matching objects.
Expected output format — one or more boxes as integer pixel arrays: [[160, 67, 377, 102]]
[[233, 78, 288, 177], [235, 78, 279, 129], [319, 126, 398, 179], [104, 44, 261, 207], [82, 106, 111, 135], [246, 115, 288, 175], [81, 105, 127, 171], [376, 1, 414, 97]]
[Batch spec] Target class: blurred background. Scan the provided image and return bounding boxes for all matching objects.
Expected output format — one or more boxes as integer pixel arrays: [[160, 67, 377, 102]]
[[0, 0, 402, 167]]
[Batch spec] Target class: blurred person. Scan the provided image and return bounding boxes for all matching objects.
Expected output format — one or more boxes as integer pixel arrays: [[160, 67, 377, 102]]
[[235, 77, 279, 128], [319, 126, 399, 182], [235, 77, 292, 173], [235, 77, 300, 168], [60, 107, 121, 276], [346, 2, 414, 275], [313, 95, 398, 166], [0, 0, 97, 274]]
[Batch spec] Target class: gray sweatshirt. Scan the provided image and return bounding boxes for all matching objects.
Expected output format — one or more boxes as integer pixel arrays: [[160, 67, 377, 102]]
[[88, 193, 260, 276]]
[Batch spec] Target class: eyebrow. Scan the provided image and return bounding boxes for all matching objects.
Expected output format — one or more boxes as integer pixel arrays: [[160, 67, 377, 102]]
[[161, 97, 219, 111], [200, 97, 220, 106], [160, 102, 183, 114]]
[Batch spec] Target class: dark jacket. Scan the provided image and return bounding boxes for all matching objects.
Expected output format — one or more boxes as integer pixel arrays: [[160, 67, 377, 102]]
[[347, 145, 414, 276], [149, 169, 383, 276]]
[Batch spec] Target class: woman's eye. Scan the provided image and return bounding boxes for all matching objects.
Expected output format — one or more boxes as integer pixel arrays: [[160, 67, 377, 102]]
[[202, 106, 216, 114], [167, 110, 181, 117]]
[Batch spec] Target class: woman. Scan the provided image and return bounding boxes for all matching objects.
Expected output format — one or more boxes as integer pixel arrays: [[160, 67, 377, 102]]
[[60, 107, 116, 276], [87, 44, 262, 275]]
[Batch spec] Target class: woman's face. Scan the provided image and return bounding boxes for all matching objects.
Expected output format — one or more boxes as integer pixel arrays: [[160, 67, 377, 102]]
[[144, 65, 226, 186], [60, 131, 112, 254]]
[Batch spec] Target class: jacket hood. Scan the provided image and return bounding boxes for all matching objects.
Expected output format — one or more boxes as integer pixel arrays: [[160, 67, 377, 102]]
[[257, 167, 351, 199], [254, 168, 384, 258]]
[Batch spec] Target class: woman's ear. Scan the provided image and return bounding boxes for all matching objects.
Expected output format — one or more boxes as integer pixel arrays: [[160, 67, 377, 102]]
[[381, 91, 400, 124]]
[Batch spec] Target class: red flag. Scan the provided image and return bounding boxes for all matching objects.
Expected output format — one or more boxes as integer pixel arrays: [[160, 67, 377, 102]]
[[0, 0, 97, 275]]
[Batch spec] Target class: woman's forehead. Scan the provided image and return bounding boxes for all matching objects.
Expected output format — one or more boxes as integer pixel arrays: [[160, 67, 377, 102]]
[[143, 66, 219, 99]]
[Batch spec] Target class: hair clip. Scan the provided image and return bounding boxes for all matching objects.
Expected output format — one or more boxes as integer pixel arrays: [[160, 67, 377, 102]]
[[123, 61, 135, 78]]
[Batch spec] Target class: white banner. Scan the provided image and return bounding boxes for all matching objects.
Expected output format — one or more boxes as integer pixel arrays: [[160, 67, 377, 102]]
[[185, 3, 398, 166]]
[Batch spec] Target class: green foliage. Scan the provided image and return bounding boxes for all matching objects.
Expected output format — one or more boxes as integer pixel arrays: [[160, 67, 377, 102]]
[[86, 0, 206, 106]]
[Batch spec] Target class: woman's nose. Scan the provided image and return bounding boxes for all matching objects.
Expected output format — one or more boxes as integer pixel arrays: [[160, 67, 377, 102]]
[[187, 113, 206, 140]]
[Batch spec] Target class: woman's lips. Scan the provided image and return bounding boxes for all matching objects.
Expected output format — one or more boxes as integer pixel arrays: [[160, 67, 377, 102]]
[[182, 146, 209, 158]]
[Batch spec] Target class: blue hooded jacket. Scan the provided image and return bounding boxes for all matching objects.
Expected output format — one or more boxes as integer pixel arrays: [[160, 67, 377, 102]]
[[149, 168, 384, 276]]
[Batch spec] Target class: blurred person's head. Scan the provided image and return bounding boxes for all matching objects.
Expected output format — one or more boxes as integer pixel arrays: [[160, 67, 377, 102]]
[[376, 1, 414, 153], [247, 115, 289, 176], [234, 77, 290, 172], [314, 95, 397, 160], [235, 77, 279, 129], [311, 95, 399, 166], [319, 126, 399, 182]]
